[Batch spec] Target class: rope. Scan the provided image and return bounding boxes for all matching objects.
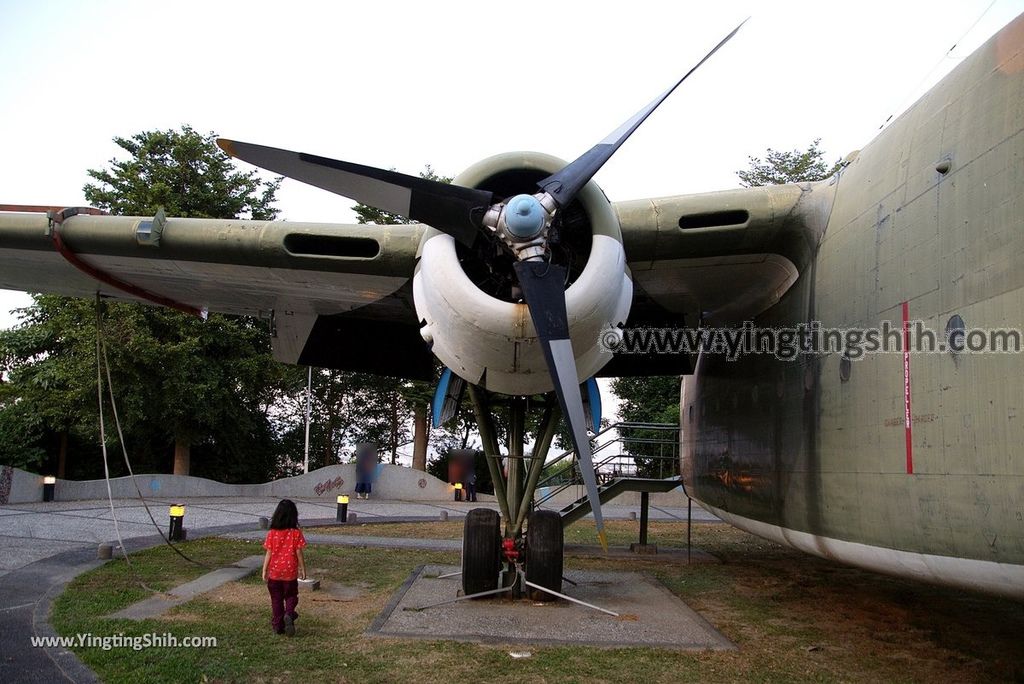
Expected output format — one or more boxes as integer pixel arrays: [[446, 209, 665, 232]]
[[93, 296, 209, 573], [95, 297, 162, 594]]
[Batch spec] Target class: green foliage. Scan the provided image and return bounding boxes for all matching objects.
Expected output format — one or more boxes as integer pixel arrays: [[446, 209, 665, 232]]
[[276, 370, 426, 471], [608, 376, 680, 478], [736, 138, 843, 187], [0, 296, 291, 480], [0, 125, 290, 480], [426, 448, 494, 494], [83, 125, 281, 219], [539, 456, 576, 486]]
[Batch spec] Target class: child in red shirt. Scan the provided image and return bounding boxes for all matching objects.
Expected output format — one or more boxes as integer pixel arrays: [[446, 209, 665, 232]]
[[262, 499, 307, 636]]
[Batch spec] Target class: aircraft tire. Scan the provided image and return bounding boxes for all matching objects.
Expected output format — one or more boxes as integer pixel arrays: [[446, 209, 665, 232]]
[[462, 508, 501, 596], [525, 510, 563, 601]]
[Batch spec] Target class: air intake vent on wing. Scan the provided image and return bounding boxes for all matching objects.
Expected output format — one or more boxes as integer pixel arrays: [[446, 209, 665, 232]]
[[284, 234, 380, 258], [678, 210, 749, 230]]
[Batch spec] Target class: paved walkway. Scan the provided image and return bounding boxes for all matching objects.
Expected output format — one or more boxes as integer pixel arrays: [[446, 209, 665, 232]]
[[0, 496, 715, 579], [107, 555, 265, 621], [0, 495, 717, 683]]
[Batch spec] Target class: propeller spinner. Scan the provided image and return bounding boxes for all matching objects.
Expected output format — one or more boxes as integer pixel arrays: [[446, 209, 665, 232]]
[[218, 20, 745, 549]]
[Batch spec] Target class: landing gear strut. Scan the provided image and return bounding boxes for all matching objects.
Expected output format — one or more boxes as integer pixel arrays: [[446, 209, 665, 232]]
[[461, 385, 562, 599]]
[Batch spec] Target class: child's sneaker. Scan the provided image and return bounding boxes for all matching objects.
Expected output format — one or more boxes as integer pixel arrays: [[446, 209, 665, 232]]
[[283, 614, 295, 636]]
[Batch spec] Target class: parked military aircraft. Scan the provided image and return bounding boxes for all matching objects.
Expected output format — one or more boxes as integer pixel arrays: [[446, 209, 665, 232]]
[[1, 13, 1022, 601]]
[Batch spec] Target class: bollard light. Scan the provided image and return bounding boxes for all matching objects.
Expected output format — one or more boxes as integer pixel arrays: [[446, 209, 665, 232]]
[[42, 475, 56, 502], [453, 482, 463, 502], [168, 504, 186, 541], [337, 495, 349, 522]]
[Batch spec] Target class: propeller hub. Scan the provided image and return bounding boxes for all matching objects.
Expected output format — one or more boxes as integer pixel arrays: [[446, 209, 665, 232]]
[[503, 194, 547, 239]]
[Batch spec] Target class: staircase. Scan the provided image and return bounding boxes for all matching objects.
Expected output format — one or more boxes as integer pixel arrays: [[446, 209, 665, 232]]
[[530, 421, 682, 528], [556, 476, 682, 526]]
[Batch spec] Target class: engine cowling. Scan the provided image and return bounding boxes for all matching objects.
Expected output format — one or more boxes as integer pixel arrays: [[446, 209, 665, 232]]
[[413, 152, 632, 396]]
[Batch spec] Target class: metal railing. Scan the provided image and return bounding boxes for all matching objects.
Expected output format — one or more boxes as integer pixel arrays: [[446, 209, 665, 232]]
[[533, 421, 679, 508]]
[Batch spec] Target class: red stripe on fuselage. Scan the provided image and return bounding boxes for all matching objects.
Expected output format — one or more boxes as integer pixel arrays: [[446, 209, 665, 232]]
[[902, 300, 913, 474]]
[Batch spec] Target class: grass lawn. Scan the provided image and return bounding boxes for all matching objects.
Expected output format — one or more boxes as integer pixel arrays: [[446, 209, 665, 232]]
[[51, 522, 1024, 683]]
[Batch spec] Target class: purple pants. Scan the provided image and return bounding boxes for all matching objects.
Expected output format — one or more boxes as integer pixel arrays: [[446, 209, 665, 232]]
[[267, 579, 299, 632]]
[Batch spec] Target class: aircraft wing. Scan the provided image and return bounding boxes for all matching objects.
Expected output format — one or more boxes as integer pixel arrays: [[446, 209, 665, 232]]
[[0, 180, 830, 381], [602, 181, 832, 376], [0, 209, 435, 379]]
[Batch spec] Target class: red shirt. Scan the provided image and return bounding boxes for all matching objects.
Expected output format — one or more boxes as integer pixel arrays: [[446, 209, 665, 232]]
[[263, 528, 307, 580]]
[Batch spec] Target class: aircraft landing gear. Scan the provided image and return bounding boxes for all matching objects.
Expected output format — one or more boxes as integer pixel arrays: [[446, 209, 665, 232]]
[[461, 508, 501, 596], [460, 385, 576, 605], [525, 510, 563, 601], [460, 509, 565, 603]]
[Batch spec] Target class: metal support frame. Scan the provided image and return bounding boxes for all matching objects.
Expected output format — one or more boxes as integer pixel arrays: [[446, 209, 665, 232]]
[[687, 497, 692, 564], [520, 571, 619, 617], [639, 491, 650, 546], [467, 384, 510, 525], [506, 397, 525, 534], [411, 566, 618, 617], [466, 385, 560, 540], [512, 404, 559, 536]]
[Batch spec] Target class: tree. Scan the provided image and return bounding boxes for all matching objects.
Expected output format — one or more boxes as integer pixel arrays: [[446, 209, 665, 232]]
[[84, 126, 281, 220], [0, 297, 100, 475], [276, 369, 394, 474], [0, 126, 289, 480], [736, 138, 843, 187], [609, 376, 680, 478], [352, 166, 452, 471]]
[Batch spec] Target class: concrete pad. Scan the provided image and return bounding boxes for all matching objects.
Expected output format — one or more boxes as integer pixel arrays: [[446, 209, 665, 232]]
[[368, 564, 734, 650], [107, 555, 263, 620]]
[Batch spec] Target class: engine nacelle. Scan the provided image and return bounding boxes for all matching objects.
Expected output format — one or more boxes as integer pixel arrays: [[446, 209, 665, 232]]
[[413, 152, 632, 396]]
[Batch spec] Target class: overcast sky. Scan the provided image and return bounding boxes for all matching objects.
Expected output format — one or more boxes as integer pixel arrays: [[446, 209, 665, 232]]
[[2, 0, 1022, 420]]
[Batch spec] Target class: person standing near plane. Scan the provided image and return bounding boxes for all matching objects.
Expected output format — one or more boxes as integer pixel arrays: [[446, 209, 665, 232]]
[[466, 456, 478, 503], [354, 443, 376, 499], [262, 499, 307, 636]]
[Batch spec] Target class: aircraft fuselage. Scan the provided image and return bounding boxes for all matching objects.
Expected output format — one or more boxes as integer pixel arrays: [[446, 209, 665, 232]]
[[681, 14, 1024, 597]]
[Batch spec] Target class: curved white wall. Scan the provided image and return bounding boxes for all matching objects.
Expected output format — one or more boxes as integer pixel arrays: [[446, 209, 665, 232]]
[[0, 464, 470, 503]]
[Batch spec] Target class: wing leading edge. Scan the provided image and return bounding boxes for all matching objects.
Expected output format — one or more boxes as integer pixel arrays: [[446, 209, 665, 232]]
[[0, 210, 434, 378]]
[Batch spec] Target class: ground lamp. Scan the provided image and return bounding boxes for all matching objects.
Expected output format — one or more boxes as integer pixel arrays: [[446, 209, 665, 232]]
[[168, 504, 186, 541]]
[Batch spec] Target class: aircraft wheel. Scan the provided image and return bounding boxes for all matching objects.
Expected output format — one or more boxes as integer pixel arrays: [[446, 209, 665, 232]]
[[462, 508, 501, 596], [525, 510, 564, 601]]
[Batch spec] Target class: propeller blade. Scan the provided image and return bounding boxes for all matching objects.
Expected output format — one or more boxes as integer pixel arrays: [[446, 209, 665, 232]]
[[218, 139, 494, 247], [537, 19, 747, 208], [513, 260, 607, 550]]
